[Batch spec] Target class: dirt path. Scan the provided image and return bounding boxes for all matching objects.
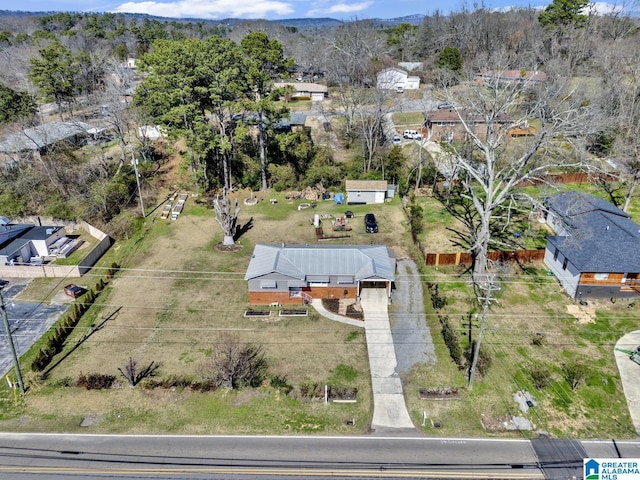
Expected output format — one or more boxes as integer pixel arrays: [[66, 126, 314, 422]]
[[390, 259, 437, 372]]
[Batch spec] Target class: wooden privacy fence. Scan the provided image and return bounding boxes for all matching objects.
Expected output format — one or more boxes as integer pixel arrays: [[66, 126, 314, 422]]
[[426, 249, 546, 266]]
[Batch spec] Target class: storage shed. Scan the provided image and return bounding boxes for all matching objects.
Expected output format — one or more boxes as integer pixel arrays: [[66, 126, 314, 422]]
[[345, 180, 388, 205]]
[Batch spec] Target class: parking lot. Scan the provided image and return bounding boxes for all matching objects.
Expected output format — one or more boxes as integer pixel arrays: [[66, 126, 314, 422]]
[[0, 280, 68, 378]]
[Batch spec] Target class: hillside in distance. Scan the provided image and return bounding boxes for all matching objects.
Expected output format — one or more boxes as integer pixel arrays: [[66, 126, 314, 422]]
[[0, 10, 425, 29]]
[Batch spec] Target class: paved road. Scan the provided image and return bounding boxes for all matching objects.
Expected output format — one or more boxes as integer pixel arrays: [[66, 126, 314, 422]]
[[0, 433, 543, 479], [390, 259, 436, 373], [360, 288, 415, 432], [1, 433, 638, 479], [0, 280, 68, 378]]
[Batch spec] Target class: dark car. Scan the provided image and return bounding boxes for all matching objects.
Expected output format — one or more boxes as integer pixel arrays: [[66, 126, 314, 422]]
[[364, 213, 378, 233]]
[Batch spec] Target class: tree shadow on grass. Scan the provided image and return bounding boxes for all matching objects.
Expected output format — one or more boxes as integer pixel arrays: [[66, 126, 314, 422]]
[[234, 217, 253, 242], [41, 307, 122, 380]]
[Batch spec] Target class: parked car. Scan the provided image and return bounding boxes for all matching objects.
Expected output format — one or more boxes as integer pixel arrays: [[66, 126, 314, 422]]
[[392, 135, 402, 145], [403, 129, 418, 139], [437, 102, 456, 109], [364, 213, 378, 233], [395, 86, 404, 94]]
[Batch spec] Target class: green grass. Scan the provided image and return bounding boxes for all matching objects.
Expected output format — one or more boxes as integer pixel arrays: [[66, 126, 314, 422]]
[[391, 112, 425, 131]]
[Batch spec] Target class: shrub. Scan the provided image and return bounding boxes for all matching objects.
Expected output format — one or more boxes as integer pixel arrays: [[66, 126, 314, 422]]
[[529, 364, 552, 390], [440, 315, 462, 366], [77, 373, 116, 390]]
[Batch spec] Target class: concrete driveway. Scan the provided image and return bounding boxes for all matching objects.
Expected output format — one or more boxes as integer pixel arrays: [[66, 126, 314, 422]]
[[360, 288, 415, 432], [0, 280, 68, 378], [614, 331, 640, 435]]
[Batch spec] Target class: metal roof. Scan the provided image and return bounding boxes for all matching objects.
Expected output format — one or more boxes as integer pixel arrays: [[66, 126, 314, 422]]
[[0, 121, 93, 153], [245, 244, 395, 282]]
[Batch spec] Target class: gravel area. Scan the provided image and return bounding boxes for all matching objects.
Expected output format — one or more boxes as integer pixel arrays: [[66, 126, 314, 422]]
[[390, 259, 437, 372]]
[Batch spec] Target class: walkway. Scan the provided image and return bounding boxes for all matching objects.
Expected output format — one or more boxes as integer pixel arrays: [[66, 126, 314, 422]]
[[360, 288, 415, 432], [614, 331, 640, 434]]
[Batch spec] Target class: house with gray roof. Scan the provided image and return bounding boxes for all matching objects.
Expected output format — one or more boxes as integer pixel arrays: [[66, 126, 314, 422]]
[[245, 244, 396, 306], [544, 191, 640, 299], [0, 224, 65, 266], [0, 121, 94, 167]]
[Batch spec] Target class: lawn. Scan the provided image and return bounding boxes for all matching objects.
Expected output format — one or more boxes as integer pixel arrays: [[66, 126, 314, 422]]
[[0, 191, 409, 434], [1, 181, 638, 438]]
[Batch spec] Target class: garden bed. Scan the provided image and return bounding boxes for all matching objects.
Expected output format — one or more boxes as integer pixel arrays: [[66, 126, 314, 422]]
[[244, 310, 271, 317], [279, 309, 308, 316], [419, 387, 460, 400]]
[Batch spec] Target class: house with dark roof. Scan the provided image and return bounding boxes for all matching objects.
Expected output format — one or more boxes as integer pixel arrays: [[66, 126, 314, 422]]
[[0, 224, 65, 265], [245, 244, 396, 306], [544, 192, 640, 299]]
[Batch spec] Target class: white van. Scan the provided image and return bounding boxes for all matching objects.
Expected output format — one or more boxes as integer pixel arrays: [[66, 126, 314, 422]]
[[403, 130, 423, 140]]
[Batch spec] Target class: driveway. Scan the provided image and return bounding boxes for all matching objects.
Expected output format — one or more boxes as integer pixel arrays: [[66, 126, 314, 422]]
[[360, 288, 415, 432], [614, 331, 640, 434], [390, 259, 436, 372], [0, 280, 68, 377]]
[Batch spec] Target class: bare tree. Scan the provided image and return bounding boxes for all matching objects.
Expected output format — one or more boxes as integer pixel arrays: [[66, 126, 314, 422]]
[[439, 62, 593, 283], [213, 189, 240, 246], [205, 333, 268, 389], [118, 357, 159, 387], [590, 46, 640, 212]]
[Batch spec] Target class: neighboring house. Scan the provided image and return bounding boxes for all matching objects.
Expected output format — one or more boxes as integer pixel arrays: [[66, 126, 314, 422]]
[[544, 191, 640, 300], [376, 68, 420, 90], [425, 108, 508, 142], [345, 180, 393, 205], [0, 224, 66, 265], [0, 121, 93, 167], [245, 244, 396, 306], [475, 69, 547, 86], [274, 82, 328, 102], [273, 112, 308, 132]]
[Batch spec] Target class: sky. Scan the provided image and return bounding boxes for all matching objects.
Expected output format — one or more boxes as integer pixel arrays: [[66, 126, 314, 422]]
[[7, 0, 557, 21]]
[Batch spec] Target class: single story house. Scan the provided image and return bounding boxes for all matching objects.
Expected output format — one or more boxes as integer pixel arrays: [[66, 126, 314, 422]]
[[273, 112, 308, 132], [345, 180, 393, 205], [0, 224, 66, 265], [425, 108, 508, 142], [475, 69, 547, 86], [376, 68, 420, 91], [543, 191, 640, 300], [274, 82, 328, 102], [245, 244, 396, 306], [0, 121, 93, 167]]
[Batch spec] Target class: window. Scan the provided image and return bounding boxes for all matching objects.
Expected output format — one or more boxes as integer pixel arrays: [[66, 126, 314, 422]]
[[562, 258, 568, 270], [553, 248, 559, 261], [594, 273, 609, 281]]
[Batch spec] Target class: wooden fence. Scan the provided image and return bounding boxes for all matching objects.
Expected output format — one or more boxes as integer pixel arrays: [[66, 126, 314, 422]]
[[425, 249, 546, 266]]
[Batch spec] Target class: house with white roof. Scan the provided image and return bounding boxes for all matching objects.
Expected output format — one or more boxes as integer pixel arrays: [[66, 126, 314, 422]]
[[376, 68, 420, 91], [245, 244, 396, 306]]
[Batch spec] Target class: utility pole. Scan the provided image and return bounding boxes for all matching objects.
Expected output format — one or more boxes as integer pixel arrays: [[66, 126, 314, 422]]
[[468, 278, 499, 389], [129, 144, 145, 218], [0, 288, 25, 394]]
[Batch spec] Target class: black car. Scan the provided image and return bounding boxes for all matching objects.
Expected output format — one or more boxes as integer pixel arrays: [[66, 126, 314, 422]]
[[364, 213, 378, 233]]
